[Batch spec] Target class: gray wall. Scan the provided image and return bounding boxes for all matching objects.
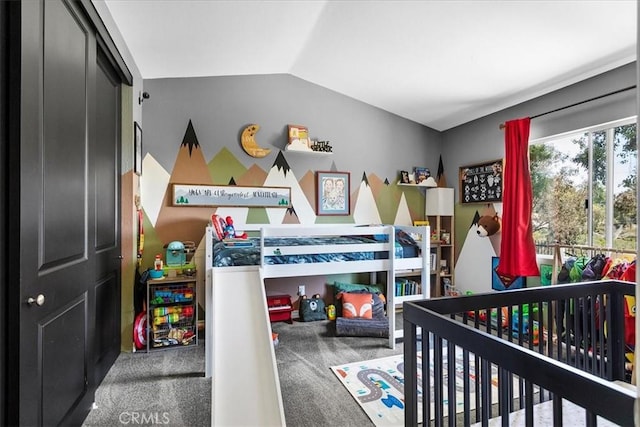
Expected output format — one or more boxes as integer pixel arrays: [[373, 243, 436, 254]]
[[142, 74, 442, 186], [441, 62, 637, 196]]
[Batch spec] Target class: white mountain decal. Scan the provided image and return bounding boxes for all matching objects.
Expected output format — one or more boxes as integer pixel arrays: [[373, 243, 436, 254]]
[[353, 174, 381, 225], [264, 151, 316, 224], [455, 211, 497, 294], [141, 153, 170, 227]]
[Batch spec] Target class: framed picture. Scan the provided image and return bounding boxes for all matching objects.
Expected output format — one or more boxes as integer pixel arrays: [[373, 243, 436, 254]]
[[316, 171, 350, 215], [413, 167, 430, 184], [134, 121, 142, 176], [492, 256, 526, 291], [288, 124, 310, 149], [459, 159, 503, 204], [400, 170, 410, 184], [172, 184, 291, 208]]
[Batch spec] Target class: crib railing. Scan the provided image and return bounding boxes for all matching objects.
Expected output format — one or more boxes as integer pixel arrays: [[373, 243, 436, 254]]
[[403, 280, 636, 426]]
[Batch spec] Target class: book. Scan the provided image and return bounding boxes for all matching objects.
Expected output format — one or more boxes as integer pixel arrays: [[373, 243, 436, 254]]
[[413, 167, 430, 184]]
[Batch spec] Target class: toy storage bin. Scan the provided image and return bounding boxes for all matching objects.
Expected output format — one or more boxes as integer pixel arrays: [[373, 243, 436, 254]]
[[146, 277, 198, 351]]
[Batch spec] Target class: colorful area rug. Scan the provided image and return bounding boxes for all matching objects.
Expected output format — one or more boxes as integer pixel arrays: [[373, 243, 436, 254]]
[[330, 347, 507, 426]]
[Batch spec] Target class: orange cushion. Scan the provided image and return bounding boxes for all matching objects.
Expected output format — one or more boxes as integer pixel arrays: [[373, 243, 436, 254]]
[[340, 292, 373, 319]]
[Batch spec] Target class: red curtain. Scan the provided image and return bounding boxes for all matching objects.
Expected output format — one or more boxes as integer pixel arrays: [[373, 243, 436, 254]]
[[496, 118, 540, 279]]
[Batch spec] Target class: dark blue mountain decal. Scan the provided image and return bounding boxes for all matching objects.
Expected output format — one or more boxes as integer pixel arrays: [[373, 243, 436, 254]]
[[273, 151, 292, 177], [181, 119, 200, 157]]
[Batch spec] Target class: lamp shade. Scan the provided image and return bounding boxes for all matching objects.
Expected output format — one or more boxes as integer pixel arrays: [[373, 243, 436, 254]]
[[425, 188, 454, 216]]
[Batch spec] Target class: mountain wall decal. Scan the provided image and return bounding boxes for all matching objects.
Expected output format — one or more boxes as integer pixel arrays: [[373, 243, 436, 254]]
[[181, 119, 201, 157], [154, 121, 213, 245]]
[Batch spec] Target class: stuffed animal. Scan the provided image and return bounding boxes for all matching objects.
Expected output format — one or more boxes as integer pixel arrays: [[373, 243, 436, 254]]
[[299, 294, 327, 322], [477, 214, 501, 237]]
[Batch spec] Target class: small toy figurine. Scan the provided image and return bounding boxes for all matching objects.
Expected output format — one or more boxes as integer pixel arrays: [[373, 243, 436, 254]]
[[224, 217, 236, 238], [224, 216, 247, 239]]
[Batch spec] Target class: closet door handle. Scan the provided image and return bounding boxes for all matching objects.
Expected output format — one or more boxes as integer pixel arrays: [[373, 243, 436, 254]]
[[26, 294, 46, 306]]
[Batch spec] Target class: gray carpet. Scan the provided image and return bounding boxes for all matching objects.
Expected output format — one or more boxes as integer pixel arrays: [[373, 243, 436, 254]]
[[82, 319, 402, 427], [82, 344, 210, 427], [272, 319, 402, 427]]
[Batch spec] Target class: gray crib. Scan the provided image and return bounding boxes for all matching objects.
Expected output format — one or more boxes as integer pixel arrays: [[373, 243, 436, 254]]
[[403, 280, 635, 426]]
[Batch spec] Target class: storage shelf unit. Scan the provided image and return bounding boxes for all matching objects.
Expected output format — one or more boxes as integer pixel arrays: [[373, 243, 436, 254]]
[[147, 276, 198, 351], [394, 267, 433, 302], [427, 214, 455, 297], [391, 229, 430, 341], [425, 187, 455, 298]]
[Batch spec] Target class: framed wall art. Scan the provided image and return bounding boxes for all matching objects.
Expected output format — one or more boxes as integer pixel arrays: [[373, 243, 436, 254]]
[[413, 166, 430, 184], [459, 159, 503, 204], [172, 184, 291, 208], [288, 124, 310, 148], [316, 171, 350, 215]]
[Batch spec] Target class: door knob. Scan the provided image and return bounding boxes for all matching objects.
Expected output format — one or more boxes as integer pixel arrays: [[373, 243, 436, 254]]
[[27, 294, 45, 306]]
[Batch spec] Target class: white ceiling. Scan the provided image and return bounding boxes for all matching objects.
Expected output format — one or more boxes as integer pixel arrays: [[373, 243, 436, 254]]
[[102, 0, 637, 131]]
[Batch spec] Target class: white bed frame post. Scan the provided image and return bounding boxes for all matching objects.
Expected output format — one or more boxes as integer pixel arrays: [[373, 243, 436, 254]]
[[387, 225, 396, 349]]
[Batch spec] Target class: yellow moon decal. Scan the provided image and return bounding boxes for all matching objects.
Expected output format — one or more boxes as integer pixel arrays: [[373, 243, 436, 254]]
[[241, 124, 271, 158]]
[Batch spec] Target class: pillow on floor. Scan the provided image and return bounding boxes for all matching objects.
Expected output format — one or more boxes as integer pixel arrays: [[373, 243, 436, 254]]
[[340, 292, 373, 319], [350, 290, 385, 319], [333, 281, 384, 295], [336, 316, 389, 338], [332, 281, 385, 316]]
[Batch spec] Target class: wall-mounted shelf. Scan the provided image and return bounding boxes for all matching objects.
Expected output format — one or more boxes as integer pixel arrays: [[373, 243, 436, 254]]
[[284, 145, 333, 156], [397, 182, 436, 188]]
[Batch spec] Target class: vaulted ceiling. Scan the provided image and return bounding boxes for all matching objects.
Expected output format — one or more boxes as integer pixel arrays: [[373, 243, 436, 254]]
[[103, 0, 637, 131]]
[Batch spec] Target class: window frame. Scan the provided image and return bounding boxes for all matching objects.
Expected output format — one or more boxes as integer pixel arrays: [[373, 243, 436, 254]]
[[529, 115, 637, 250]]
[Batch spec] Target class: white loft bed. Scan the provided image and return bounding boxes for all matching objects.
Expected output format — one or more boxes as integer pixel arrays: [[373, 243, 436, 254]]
[[204, 223, 430, 426]]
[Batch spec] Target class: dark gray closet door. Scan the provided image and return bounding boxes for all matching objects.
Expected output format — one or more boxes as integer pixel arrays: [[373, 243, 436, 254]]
[[16, 1, 121, 425], [93, 46, 122, 387]]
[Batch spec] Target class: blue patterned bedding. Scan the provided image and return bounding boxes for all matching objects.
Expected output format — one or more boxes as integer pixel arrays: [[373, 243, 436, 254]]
[[212, 230, 419, 268]]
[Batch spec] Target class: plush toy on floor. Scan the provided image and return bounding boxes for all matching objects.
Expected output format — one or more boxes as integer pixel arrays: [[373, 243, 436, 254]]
[[300, 294, 328, 322]]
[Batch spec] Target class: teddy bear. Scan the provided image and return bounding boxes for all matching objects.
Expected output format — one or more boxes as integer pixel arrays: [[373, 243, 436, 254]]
[[477, 214, 501, 237]]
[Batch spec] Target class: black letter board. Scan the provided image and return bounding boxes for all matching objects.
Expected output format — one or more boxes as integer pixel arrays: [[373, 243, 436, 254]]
[[459, 159, 503, 204]]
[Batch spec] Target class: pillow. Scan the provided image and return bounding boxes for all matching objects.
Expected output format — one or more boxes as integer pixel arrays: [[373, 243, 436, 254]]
[[332, 281, 385, 316], [340, 292, 373, 319], [333, 281, 385, 295]]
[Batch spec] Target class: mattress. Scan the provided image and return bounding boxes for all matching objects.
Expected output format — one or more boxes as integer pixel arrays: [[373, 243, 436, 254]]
[[212, 231, 419, 267]]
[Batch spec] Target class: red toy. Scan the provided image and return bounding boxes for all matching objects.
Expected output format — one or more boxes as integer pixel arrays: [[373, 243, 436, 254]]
[[224, 216, 247, 239], [211, 214, 247, 240]]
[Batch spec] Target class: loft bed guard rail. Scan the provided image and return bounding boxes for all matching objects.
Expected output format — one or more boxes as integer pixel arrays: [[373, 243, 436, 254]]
[[403, 280, 635, 426], [259, 224, 398, 278]]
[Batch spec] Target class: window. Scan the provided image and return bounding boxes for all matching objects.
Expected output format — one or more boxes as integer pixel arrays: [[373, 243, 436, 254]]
[[529, 117, 637, 252]]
